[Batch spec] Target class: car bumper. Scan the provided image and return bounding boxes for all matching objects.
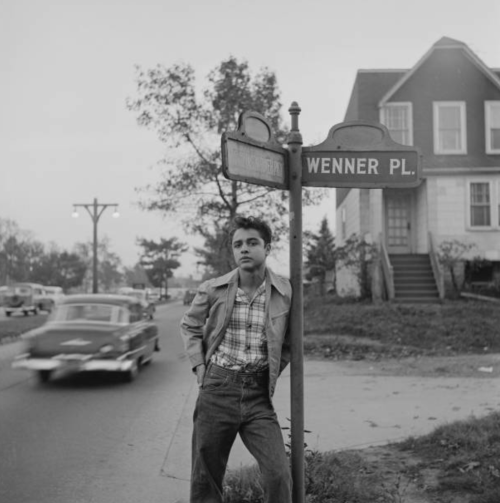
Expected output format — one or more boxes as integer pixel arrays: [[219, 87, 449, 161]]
[[4, 307, 34, 313], [11, 354, 136, 372]]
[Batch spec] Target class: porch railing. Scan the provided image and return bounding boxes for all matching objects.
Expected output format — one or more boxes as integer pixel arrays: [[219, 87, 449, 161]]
[[428, 231, 445, 299], [379, 233, 395, 301]]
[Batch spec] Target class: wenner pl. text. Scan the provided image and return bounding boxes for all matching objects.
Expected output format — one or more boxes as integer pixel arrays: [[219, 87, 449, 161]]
[[305, 157, 414, 176], [301, 150, 420, 188]]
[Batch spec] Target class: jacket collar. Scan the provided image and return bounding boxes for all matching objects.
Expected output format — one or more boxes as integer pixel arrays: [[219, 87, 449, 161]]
[[211, 267, 288, 297]]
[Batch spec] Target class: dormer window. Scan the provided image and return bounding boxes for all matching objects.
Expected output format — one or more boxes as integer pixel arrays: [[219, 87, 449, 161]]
[[433, 102, 467, 154], [485, 101, 500, 154], [380, 103, 413, 146]]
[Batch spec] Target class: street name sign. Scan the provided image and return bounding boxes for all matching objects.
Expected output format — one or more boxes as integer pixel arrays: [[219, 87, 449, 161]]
[[302, 121, 422, 188], [221, 111, 288, 190]]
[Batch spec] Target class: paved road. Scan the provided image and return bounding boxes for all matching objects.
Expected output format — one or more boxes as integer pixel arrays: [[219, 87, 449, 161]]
[[0, 301, 193, 503]]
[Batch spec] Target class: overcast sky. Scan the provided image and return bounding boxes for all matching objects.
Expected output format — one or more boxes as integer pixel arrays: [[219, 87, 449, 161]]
[[1, 0, 499, 278]]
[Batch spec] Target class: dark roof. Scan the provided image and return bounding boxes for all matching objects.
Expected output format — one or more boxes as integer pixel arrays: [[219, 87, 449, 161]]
[[433, 36, 466, 47], [60, 294, 137, 306], [344, 70, 407, 122]]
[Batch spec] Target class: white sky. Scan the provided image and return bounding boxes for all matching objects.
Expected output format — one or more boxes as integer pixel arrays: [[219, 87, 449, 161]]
[[1, 0, 499, 277]]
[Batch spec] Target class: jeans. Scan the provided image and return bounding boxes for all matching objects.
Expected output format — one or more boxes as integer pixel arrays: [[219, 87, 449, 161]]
[[190, 362, 292, 503]]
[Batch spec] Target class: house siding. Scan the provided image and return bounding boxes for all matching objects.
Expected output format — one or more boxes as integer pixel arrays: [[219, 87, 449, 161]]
[[415, 181, 428, 253], [369, 189, 384, 244], [336, 190, 362, 296], [428, 175, 500, 259], [336, 189, 361, 246]]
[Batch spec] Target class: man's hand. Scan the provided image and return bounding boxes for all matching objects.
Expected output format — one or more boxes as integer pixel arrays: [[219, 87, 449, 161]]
[[195, 364, 206, 388]]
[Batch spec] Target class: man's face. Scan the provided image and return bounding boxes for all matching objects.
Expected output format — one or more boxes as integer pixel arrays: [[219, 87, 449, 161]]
[[232, 228, 270, 272]]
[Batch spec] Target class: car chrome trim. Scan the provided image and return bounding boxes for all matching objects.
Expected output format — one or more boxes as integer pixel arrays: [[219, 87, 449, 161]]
[[12, 355, 135, 372]]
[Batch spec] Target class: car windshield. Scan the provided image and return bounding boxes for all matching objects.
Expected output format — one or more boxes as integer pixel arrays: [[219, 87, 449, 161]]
[[7, 286, 32, 295], [51, 303, 128, 324], [45, 287, 62, 294]]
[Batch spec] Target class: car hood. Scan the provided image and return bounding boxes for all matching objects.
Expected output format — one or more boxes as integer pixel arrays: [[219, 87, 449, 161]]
[[26, 322, 126, 356]]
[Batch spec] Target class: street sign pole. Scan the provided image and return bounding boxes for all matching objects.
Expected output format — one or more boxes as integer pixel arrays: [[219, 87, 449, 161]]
[[287, 102, 305, 503]]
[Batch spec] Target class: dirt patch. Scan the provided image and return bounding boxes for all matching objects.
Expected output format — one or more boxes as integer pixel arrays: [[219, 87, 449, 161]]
[[349, 444, 468, 503]]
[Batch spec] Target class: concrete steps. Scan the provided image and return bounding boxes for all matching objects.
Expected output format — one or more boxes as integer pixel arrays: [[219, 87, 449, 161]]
[[389, 254, 440, 304]]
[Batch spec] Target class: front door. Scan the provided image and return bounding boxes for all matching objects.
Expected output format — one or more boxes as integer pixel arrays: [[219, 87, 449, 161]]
[[385, 190, 413, 254]]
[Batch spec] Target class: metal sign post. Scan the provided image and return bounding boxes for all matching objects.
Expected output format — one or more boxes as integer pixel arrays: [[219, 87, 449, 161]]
[[287, 102, 305, 503]]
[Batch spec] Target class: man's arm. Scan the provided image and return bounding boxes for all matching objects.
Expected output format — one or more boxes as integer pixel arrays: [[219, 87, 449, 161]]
[[180, 282, 211, 373], [279, 317, 291, 374]]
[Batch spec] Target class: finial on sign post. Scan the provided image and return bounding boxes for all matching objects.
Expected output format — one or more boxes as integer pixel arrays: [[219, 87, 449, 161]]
[[288, 101, 302, 133], [288, 102, 302, 146]]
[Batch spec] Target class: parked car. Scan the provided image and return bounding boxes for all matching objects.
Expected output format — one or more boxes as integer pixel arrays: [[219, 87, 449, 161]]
[[11, 294, 160, 384], [118, 287, 156, 319], [44, 286, 65, 305], [146, 289, 161, 303], [3, 283, 54, 316], [183, 289, 196, 305], [0, 286, 7, 306]]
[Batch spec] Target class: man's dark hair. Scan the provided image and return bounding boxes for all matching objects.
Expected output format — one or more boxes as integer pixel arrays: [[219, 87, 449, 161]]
[[230, 216, 272, 245]]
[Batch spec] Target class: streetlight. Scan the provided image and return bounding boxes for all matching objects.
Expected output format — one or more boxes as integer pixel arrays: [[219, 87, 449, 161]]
[[72, 197, 119, 293]]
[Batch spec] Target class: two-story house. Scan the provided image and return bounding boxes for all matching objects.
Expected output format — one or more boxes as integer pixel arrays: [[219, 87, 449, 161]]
[[336, 37, 500, 302]]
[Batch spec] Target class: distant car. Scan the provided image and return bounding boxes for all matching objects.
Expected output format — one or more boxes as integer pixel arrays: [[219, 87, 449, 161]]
[[147, 290, 161, 303], [118, 288, 156, 319], [12, 294, 160, 384], [0, 286, 7, 306], [44, 286, 65, 305], [183, 290, 196, 305], [3, 283, 54, 316]]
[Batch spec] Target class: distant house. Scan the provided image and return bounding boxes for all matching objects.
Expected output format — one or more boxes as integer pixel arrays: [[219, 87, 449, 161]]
[[336, 37, 500, 302]]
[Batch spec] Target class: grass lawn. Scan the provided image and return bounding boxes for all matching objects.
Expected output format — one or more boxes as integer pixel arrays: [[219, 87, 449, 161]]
[[303, 296, 500, 358]]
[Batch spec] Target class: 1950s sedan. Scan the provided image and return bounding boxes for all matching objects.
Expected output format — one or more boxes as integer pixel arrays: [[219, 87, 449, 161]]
[[12, 294, 160, 384]]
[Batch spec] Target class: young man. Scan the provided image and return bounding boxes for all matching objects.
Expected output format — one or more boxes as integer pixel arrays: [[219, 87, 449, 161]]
[[180, 216, 292, 503]]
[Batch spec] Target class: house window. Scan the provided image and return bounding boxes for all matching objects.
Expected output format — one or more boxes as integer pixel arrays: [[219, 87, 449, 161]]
[[381, 103, 413, 145], [470, 182, 491, 227], [433, 102, 467, 154], [485, 101, 500, 154]]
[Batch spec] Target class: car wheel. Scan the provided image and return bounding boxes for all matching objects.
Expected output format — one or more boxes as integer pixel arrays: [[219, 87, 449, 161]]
[[37, 370, 52, 384], [5, 312, 11, 317], [32, 308, 38, 315], [123, 359, 139, 382], [23, 311, 29, 316]]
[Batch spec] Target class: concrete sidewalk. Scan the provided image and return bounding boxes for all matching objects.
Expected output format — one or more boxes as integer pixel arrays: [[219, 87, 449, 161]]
[[163, 358, 500, 499]]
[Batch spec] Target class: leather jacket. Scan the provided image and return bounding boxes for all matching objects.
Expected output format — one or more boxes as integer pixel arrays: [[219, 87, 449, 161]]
[[180, 267, 292, 397]]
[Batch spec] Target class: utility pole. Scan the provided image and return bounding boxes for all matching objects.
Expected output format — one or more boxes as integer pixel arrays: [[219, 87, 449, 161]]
[[72, 197, 119, 293]]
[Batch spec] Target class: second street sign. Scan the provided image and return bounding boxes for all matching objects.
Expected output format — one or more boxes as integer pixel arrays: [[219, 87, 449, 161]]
[[222, 111, 288, 190], [302, 121, 422, 188]]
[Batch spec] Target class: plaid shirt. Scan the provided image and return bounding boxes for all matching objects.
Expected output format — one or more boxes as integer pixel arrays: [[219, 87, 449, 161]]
[[211, 281, 268, 371]]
